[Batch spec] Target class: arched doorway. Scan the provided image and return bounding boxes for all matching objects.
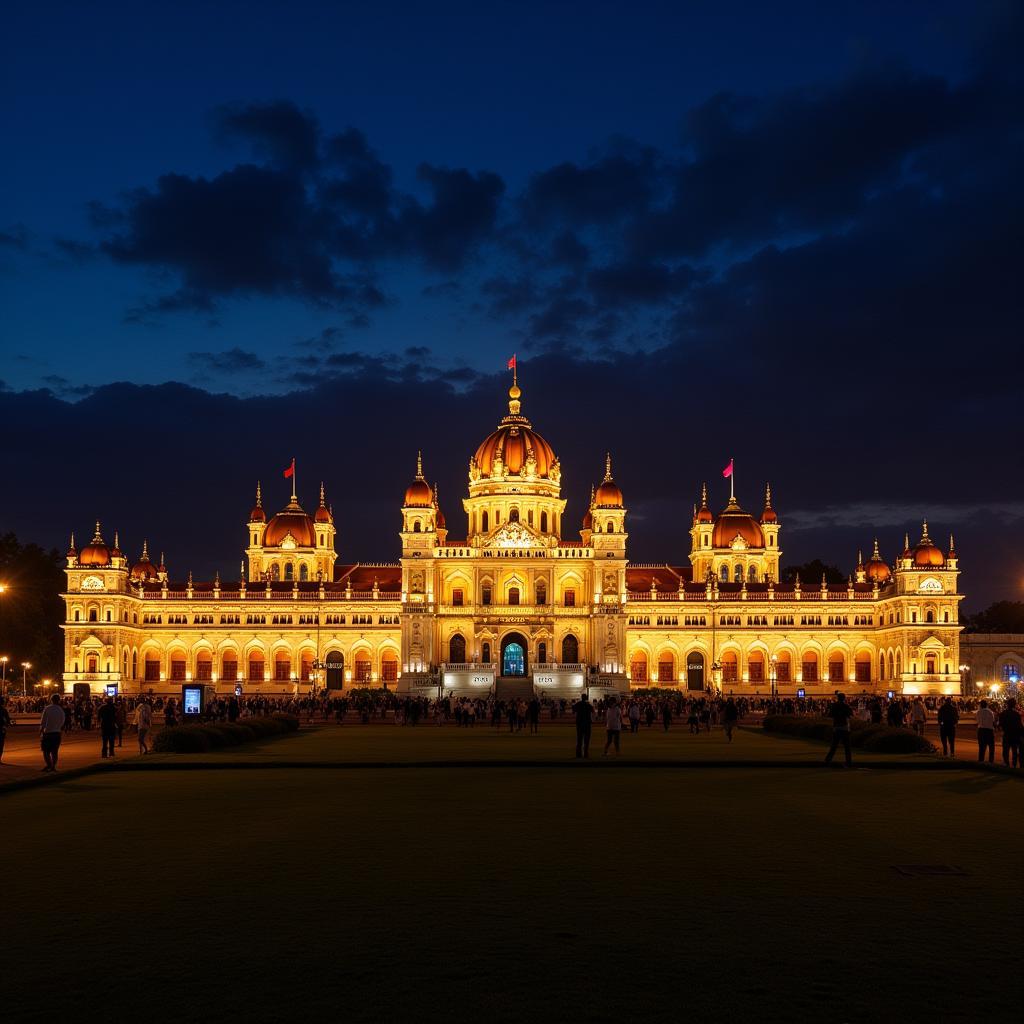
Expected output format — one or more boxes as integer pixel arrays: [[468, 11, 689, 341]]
[[561, 634, 579, 664], [686, 651, 705, 690], [501, 633, 528, 677], [325, 650, 344, 689]]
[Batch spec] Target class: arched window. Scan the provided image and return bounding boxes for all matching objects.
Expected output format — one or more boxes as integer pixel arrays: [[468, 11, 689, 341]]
[[828, 654, 845, 683], [74, 609, 81, 621], [449, 633, 466, 663], [131, 651, 137, 678], [270, 564, 280, 581], [481, 511, 489, 532], [413, 521, 422, 533], [222, 656, 238, 682], [721, 651, 738, 683], [508, 586, 520, 606], [540, 511, 548, 533], [801, 651, 819, 683], [89, 609, 97, 622], [248, 653, 265, 681], [607, 521, 615, 533], [562, 634, 579, 664], [630, 651, 648, 682], [87, 655, 98, 673], [284, 563, 294, 581], [748, 565, 758, 582], [537, 641, 547, 664], [299, 564, 309, 581], [563, 589, 576, 607], [734, 564, 743, 582], [536, 581, 547, 604], [509, 508, 519, 523], [720, 565, 729, 582], [926, 609, 934, 623], [657, 653, 675, 685], [482, 641, 491, 664], [926, 654, 937, 675]]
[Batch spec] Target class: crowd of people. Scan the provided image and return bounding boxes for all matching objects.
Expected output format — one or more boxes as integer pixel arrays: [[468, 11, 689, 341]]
[[1, 688, 1021, 772]]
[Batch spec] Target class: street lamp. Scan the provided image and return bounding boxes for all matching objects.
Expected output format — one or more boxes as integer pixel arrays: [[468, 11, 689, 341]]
[[21, 661, 31, 697], [0, 655, 8, 695]]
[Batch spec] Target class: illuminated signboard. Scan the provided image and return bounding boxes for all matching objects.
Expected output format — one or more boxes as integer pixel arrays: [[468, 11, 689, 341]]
[[918, 577, 943, 594], [183, 686, 203, 716]]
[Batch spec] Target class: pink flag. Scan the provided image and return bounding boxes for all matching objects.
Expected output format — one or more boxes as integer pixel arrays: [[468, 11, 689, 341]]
[[722, 459, 733, 479]]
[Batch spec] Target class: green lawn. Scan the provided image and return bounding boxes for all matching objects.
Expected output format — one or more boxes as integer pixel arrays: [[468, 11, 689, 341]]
[[4, 734, 1020, 1023]]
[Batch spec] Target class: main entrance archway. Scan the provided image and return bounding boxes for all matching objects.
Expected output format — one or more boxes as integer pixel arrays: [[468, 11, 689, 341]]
[[325, 650, 344, 690], [686, 651, 705, 691], [501, 633, 528, 677]]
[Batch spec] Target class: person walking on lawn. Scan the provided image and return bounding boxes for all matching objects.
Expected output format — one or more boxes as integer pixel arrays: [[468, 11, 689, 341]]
[[824, 692, 854, 768], [39, 693, 66, 772], [722, 698, 739, 742], [976, 700, 996, 764], [574, 694, 593, 759], [937, 696, 959, 757], [98, 696, 118, 758], [603, 696, 623, 757], [134, 700, 153, 754]]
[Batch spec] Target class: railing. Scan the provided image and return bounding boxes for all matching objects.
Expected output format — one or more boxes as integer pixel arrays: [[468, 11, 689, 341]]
[[139, 589, 401, 602]]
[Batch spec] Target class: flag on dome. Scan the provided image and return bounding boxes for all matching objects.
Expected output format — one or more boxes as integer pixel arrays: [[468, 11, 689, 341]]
[[722, 458, 733, 479], [283, 458, 295, 479], [507, 354, 516, 371]]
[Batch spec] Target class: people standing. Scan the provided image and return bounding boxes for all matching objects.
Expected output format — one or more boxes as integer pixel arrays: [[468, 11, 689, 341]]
[[628, 701, 641, 734], [98, 696, 118, 758], [527, 697, 540, 734], [603, 697, 622, 757], [0, 697, 11, 763], [39, 693, 66, 772], [164, 697, 177, 728], [134, 700, 152, 754], [722, 698, 739, 742], [824, 692, 854, 768], [976, 700, 996, 763], [909, 697, 927, 737], [114, 697, 127, 747], [937, 696, 959, 757], [574, 694, 593, 759], [997, 698, 1022, 768]]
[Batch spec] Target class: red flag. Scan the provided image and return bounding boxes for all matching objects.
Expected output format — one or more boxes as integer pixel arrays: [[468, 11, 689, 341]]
[[507, 354, 516, 371], [722, 458, 733, 479], [283, 458, 295, 479]]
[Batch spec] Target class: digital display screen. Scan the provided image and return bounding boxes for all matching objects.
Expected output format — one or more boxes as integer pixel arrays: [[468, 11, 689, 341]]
[[183, 686, 202, 715], [105, 684, 117, 697], [796, 688, 806, 698], [234, 684, 243, 696]]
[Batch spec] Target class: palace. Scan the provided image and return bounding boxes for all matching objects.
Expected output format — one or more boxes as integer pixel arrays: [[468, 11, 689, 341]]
[[61, 377, 963, 700]]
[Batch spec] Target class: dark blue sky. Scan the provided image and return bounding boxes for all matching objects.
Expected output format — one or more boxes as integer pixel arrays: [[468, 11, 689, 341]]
[[1, 0, 1021, 607]]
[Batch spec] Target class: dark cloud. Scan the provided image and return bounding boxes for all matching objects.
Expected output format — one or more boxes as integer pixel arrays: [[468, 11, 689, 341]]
[[187, 348, 267, 374], [0, 224, 30, 249], [216, 100, 320, 171]]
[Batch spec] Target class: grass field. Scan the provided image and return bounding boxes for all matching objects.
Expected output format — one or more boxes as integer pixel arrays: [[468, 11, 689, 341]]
[[5, 727, 1020, 1023]]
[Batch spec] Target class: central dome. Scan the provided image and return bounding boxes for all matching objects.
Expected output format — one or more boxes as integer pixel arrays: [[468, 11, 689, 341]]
[[264, 497, 316, 547], [712, 497, 765, 548], [471, 383, 557, 480]]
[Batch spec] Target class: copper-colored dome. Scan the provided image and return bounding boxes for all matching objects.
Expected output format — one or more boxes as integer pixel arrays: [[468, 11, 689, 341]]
[[582, 507, 593, 529], [129, 541, 158, 582], [865, 559, 891, 582], [712, 497, 765, 548], [79, 522, 110, 565], [263, 499, 316, 547], [314, 505, 332, 523], [760, 483, 778, 523], [695, 483, 713, 523], [474, 423, 556, 478], [249, 482, 266, 523], [404, 478, 433, 507], [911, 520, 944, 567], [594, 454, 623, 507]]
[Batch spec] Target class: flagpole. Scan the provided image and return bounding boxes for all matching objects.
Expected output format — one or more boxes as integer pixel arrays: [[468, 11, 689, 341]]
[[730, 457, 734, 501], [292, 457, 297, 502]]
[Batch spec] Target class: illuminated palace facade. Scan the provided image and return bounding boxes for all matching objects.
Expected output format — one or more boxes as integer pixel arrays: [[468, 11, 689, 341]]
[[61, 380, 963, 699]]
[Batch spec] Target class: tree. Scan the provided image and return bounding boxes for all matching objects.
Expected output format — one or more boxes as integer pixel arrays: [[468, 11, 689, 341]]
[[962, 601, 1024, 633], [0, 533, 66, 684], [780, 560, 846, 584]]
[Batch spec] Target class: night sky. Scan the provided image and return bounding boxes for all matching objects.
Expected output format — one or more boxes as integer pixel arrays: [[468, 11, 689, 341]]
[[1, 0, 1021, 608]]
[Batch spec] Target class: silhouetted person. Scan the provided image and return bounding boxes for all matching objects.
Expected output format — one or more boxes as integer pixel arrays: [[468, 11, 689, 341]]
[[723, 698, 738, 742], [0, 697, 11, 763], [39, 693, 65, 772], [228, 695, 240, 722], [824, 692, 853, 767], [937, 696, 959, 757], [527, 697, 540, 734], [997, 698, 1022, 767], [603, 697, 622, 756], [98, 696, 118, 758], [574, 695, 593, 759]]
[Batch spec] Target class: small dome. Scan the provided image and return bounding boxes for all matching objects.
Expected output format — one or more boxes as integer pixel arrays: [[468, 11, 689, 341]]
[[264, 498, 316, 547], [695, 483, 713, 523], [130, 541, 160, 582], [712, 497, 765, 548], [79, 522, 111, 566], [471, 383, 557, 481], [249, 482, 266, 523], [912, 520, 944, 567], [314, 482, 332, 523], [864, 540, 890, 582], [404, 452, 433, 507], [761, 483, 778, 524], [594, 453, 623, 507]]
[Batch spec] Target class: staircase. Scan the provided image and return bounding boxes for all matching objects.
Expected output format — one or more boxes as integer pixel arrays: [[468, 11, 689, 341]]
[[494, 676, 535, 701]]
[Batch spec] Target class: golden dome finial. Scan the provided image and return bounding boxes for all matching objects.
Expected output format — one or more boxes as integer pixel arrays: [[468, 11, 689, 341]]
[[604, 452, 613, 481], [701, 482, 708, 508], [141, 539, 149, 560], [949, 532, 956, 555], [416, 450, 424, 479], [69, 531, 76, 551], [765, 482, 772, 507], [508, 382, 522, 416], [255, 481, 262, 507], [93, 520, 103, 544], [872, 537, 881, 560], [921, 518, 930, 542], [319, 481, 326, 507]]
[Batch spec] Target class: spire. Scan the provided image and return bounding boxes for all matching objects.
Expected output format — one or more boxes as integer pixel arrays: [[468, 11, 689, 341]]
[[921, 518, 931, 543], [240, 559, 245, 580], [903, 532, 910, 554], [701, 482, 708, 509], [433, 482, 439, 508], [69, 531, 76, 552], [92, 520, 103, 544], [214, 570, 220, 586], [113, 530, 120, 550], [764, 482, 772, 509], [255, 481, 262, 507], [416, 450, 424, 479], [141, 539, 149, 561], [857, 549, 863, 567], [949, 532, 956, 556], [319, 481, 326, 507], [872, 537, 881, 561], [604, 452, 613, 481], [159, 550, 166, 569]]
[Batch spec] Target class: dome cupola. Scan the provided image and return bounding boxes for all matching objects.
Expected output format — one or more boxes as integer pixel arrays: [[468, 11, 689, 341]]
[[760, 482, 778, 524], [404, 451, 433, 507], [912, 519, 944, 567], [130, 539, 160, 583], [712, 496, 765, 548], [594, 453, 623, 507], [79, 521, 112, 566], [469, 380, 559, 484], [865, 537, 891, 582], [314, 481, 333, 523], [249, 482, 266, 523]]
